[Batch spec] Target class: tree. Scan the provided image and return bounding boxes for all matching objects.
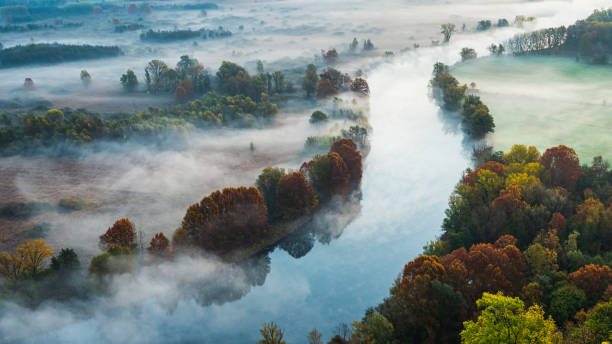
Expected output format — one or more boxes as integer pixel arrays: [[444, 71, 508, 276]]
[[174, 86, 188, 103], [460, 48, 477, 61], [50, 248, 79, 271], [303, 64, 319, 98], [316, 79, 338, 99], [349, 37, 359, 52], [540, 145, 582, 191], [99, 218, 137, 250], [310, 110, 329, 124], [503, 145, 541, 165], [256, 167, 286, 221], [304, 152, 350, 200], [350, 78, 370, 97], [216, 61, 253, 96], [145, 59, 169, 93], [80, 70, 91, 88], [272, 71, 285, 94], [147, 232, 172, 257], [568, 264, 612, 304], [549, 285, 587, 325], [0, 239, 54, 280], [583, 299, 612, 343], [176, 55, 198, 80], [524, 243, 558, 276], [181, 187, 269, 254], [120, 69, 138, 92], [277, 172, 318, 220], [350, 312, 394, 344], [307, 328, 323, 344], [441, 23, 456, 42], [324, 48, 339, 64], [460, 292, 562, 344], [24, 77, 35, 90], [330, 138, 362, 187], [88, 246, 134, 277], [258, 322, 286, 344], [179, 78, 194, 98]]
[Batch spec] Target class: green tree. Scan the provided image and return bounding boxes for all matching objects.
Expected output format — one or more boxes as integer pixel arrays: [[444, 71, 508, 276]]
[[258, 322, 286, 344], [302, 64, 319, 98], [120, 69, 139, 92], [460, 48, 477, 61], [256, 167, 286, 220], [310, 110, 329, 124], [145, 59, 169, 93], [460, 292, 562, 344], [351, 312, 394, 344], [80, 70, 91, 88], [50, 248, 79, 272], [548, 285, 586, 325], [583, 299, 612, 343]]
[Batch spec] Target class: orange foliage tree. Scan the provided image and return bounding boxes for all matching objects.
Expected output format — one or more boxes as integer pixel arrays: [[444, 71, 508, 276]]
[[100, 218, 136, 250], [277, 172, 318, 220], [463, 161, 505, 186], [181, 187, 269, 254], [330, 138, 362, 187], [174, 86, 187, 103], [302, 152, 350, 200], [316, 79, 338, 98], [441, 240, 526, 309], [350, 78, 370, 97], [568, 264, 612, 304], [147, 232, 172, 257], [539, 145, 582, 191], [0, 239, 54, 280]]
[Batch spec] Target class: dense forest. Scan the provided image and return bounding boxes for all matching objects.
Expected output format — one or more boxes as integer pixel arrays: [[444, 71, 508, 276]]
[[506, 9, 612, 63], [289, 144, 612, 344], [0, 43, 121, 67]]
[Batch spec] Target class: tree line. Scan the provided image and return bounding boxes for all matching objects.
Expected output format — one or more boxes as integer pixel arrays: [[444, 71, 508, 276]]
[[505, 9, 612, 64], [139, 27, 232, 42], [430, 63, 495, 138], [0, 43, 121, 67]]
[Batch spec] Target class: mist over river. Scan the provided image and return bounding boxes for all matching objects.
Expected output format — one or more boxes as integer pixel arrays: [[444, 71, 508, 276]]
[[1, 0, 610, 342]]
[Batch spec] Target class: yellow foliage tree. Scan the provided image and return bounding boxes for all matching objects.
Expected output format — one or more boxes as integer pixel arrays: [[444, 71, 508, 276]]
[[0, 239, 54, 280]]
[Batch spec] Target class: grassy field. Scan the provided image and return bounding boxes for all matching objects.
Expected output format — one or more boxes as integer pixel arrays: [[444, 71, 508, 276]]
[[453, 56, 612, 163]]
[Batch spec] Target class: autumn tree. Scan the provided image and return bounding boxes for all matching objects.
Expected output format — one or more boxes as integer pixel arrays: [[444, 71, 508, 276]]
[[350, 78, 370, 97], [0, 238, 54, 280], [147, 232, 172, 257], [524, 243, 558, 276], [181, 187, 269, 254], [330, 138, 362, 187], [174, 86, 187, 103], [258, 322, 286, 344], [503, 144, 540, 165], [540, 145, 582, 191], [316, 79, 338, 98], [304, 152, 350, 200], [324, 48, 339, 65], [572, 198, 612, 254], [302, 64, 319, 98], [460, 292, 562, 344], [99, 218, 137, 250], [568, 264, 612, 305], [277, 172, 318, 220]]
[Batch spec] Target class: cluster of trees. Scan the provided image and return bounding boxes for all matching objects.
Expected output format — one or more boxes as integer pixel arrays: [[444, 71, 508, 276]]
[[174, 138, 362, 254], [114, 23, 145, 33], [431, 63, 495, 137], [460, 48, 477, 61], [306, 144, 612, 344], [0, 43, 121, 67], [506, 9, 612, 64], [139, 27, 231, 42], [348, 38, 375, 52], [302, 64, 370, 99], [0, 92, 278, 155]]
